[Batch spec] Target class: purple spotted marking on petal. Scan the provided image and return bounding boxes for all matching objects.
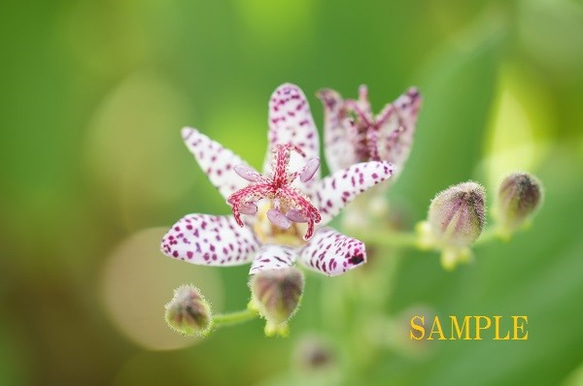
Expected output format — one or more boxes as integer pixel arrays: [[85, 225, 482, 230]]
[[315, 161, 395, 226], [298, 227, 366, 276], [160, 214, 260, 266], [267, 208, 291, 229], [234, 164, 263, 182], [264, 83, 320, 193], [300, 157, 320, 183], [374, 87, 422, 179], [285, 209, 307, 223], [181, 128, 248, 200], [249, 245, 297, 275], [317, 88, 358, 173], [318, 86, 421, 175]]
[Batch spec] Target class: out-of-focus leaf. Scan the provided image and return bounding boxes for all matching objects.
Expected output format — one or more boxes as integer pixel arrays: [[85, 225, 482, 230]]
[[391, 12, 504, 213]]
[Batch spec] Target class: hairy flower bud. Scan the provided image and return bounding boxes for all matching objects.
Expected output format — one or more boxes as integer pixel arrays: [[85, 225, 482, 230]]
[[249, 268, 304, 336], [497, 172, 542, 231], [428, 182, 486, 247], [165, 285, 212, 337]]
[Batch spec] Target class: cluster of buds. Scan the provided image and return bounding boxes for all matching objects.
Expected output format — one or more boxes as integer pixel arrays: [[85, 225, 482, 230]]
[[419, 172, 542, 270]]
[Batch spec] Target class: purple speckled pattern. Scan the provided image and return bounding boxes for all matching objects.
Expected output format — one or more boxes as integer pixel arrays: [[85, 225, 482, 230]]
[[249, 245, 297, 275], [374, 87, 421, 177], [161, 83, 398, 276], [181, 128, 247, 200], [317, 88, 354, 173], [315, 161, 395, 226], [161, 214, 260, 265], [299, 227, 366, 276], [318, 86, 421, 179], [265, 83, 320, 194]]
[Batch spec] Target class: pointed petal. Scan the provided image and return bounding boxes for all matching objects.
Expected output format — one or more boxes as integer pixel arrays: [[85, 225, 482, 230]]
[[298, 227, 366, 276], [317, 88, 359, 172], [315, 161, 395, 226], [374, 87, 421, 177], [249, 245, 297, 275], [357, 84, 373, 118], [182, 127, 249, 201], [161, 214, 260, 266], [265, 83, 320, 191], [345, 84, 373, 122]]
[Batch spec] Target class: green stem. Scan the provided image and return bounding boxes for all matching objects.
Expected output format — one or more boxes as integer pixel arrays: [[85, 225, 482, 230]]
[[474, 226, 502, 246], [213, 308, 258, 329], [351, 230, 419, 249]]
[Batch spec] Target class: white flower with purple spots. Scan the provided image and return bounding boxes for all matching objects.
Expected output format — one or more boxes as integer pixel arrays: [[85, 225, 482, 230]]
[[317, 85, 421, 180], [161, 83, 395, 276]]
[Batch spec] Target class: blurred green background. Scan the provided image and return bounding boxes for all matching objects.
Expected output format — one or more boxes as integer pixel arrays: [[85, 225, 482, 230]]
[[1, 0, 583, 385]]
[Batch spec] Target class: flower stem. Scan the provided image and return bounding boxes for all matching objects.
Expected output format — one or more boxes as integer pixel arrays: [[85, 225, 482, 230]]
[[213, 308, 258, 329], [474, 225, 504, 246], [351, 230, 419, 249]]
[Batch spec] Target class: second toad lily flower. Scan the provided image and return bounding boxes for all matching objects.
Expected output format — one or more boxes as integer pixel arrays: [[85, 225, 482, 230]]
[[317, 85, 421, 180], [161, 83, 395, 276]]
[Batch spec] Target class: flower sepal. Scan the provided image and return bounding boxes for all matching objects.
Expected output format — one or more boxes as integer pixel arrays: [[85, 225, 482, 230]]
[[264, 320, 291, 338], [440, 247, 473, 271], [247, 301, 291, 337]]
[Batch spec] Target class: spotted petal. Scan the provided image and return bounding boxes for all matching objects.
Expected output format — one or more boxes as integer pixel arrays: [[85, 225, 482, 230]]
[[317, 88, 359, 172], [315, 161, 395, 226], [265, 83, 320, 192], [161, 214, 259, 266], [374, 87, 421, 178], [249, 245, 297, 275], [182, 127, 248, 200], [298, 227, 366, 276]]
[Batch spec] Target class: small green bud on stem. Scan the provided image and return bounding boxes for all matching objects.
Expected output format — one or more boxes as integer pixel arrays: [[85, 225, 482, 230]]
[[165, 285, 212, 337], [428, 181, 486, 247], [249, 268, 304, 336], [497, 172, 542, 232]]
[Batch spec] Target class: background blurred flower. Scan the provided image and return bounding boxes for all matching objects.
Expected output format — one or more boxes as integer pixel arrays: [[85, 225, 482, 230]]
[[318, 85, 421, 181]]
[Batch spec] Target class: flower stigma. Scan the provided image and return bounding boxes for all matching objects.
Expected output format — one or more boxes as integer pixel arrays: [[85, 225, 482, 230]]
[[227, 143, 322, 244]]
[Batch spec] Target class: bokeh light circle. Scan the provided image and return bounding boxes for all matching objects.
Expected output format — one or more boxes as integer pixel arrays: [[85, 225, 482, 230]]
[[100, 227, 224, 350]]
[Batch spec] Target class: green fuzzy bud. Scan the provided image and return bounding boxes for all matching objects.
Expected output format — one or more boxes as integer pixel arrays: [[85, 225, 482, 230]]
[[249, 268, 304, 332], [165, 285, 212, 337], [497, 172, 542, 231], [428, 181, 486, 247]]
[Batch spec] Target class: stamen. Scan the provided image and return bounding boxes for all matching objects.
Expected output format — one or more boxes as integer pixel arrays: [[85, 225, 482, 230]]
[[234, 164, 262, 182], [285, 209, 307, 223], [300, 157, 320, 183], [267, 209, 291, 229], [239, 202, 258, 215], [227, 143, 322, 240]]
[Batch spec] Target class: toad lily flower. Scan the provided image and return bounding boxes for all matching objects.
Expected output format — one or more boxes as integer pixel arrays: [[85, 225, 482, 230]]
[[317, 85, 421, 180], [317, 86, 421, 230], [161, 83, 395, 277]]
